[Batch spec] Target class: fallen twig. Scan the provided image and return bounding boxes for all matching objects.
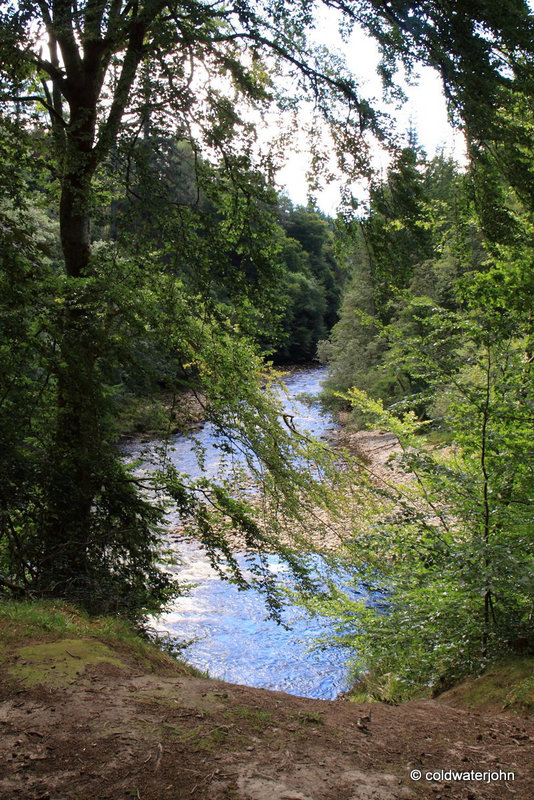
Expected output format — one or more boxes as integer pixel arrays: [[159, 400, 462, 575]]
[[154, 742, 163, 772]]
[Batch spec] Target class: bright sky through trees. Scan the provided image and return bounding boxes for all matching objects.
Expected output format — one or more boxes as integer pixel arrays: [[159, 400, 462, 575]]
[[278, 8, 466, 213]]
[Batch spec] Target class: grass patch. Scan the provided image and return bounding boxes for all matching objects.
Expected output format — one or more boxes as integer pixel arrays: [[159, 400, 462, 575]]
[[438, 657, 534, 715], [0, 598, 149, 648], [231, 706, 273, 725], [297, 710, 324, 725], [0, 599, 201, 681], [345, 670, 430, 704], [168, 722, 232, 752]]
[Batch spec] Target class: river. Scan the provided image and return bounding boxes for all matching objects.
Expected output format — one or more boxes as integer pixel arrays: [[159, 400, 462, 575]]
[[125, 367, 351, 700]]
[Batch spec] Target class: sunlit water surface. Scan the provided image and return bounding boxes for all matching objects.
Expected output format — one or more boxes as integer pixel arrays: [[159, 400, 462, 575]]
[[125, 367, 352, 699]]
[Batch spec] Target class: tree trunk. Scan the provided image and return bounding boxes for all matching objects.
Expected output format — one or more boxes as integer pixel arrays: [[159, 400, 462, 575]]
[[38, 104, 103, 597], [35, 13, 148, 601]]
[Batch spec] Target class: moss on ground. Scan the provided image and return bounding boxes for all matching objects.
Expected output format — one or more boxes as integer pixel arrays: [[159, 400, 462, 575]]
[[0, 599, 200, 686], [9, 638, 126, 687]]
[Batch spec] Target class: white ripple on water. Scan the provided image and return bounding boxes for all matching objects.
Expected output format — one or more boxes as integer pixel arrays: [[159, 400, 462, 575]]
[[142, 367, 352, 699]]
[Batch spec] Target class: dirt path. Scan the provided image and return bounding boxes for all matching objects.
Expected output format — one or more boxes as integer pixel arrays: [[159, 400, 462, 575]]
[[2, 430, 532, 800], [1, 642, 533, 800]]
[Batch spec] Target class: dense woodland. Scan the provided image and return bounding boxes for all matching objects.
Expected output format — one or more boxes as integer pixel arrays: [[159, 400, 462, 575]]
[[314, 141, 534, 697], [1, 0, 533, 697]]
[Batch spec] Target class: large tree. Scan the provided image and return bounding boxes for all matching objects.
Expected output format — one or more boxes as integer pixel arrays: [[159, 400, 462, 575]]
[[1, 0, 532, 614]]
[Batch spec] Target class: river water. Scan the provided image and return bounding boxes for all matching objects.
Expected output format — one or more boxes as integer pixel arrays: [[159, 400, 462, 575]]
[[126, 367, 351, 699]]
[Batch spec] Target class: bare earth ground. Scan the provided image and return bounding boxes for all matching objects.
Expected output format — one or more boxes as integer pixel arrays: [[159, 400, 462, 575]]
[[1, 645, 533, 800], [330, 420, 405, 485], [2, 430, 533, 800]]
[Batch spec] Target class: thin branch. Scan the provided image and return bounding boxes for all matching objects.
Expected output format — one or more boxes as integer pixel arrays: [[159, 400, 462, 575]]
[[0, 573, 26, 595], [1, 93, 67, 127], [51, 0, 83, 78]]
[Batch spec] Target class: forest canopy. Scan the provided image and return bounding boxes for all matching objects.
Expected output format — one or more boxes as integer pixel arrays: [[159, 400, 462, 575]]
[[0, 0, 533, 687]]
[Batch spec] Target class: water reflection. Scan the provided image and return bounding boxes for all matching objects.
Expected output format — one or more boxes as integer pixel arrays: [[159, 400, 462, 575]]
[[131, 367, 352, 699]]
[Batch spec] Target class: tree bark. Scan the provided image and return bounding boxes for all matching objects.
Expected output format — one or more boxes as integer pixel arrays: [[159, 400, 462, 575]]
[[39, 93, 102, 591], [37, 7, 149, 598]]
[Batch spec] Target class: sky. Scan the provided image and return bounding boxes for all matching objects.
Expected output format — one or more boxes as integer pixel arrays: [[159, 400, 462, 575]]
[[276, 10, 467, 214]]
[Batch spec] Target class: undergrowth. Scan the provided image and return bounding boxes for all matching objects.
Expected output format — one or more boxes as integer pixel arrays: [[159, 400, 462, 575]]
[[0, 598, 200, 676]]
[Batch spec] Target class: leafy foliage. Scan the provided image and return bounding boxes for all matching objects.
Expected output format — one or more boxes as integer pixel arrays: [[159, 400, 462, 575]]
[[321, 147, 485, 412], [315, 73, 534, 698], [1, 0, 533, 637], [0, 0, 370, 615]]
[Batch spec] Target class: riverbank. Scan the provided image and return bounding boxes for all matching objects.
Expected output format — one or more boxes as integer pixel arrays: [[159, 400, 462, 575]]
[[116, 363, 319, 440], [1, 601, 533, 800], [328, 410, 404, 484], [116, 387, 207, 439]]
